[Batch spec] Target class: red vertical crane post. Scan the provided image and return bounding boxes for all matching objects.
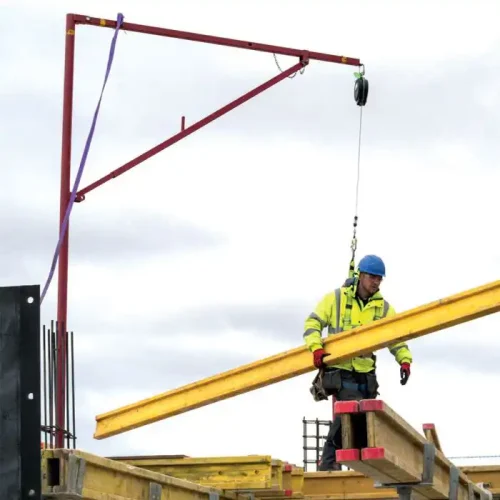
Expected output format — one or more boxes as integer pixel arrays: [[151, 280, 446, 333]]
[[56, 13, 76, 449], [55, 12, 362, 448]]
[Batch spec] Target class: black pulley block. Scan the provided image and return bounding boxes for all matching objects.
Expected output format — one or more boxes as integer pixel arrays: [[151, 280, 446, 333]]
[[354, 76, 368, 106]]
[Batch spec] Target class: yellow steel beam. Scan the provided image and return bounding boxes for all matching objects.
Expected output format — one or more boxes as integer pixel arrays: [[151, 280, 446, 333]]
[[94, 279, 500, 439], [109, 455, 280, 491], [41, 448, 249, 500]]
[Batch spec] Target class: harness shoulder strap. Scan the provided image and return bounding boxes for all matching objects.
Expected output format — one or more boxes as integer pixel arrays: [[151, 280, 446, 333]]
[[343, 289, 354, 330], [328, 288, 343, 334], [373, 299, 390, 321], [335, 288, 341, 333]]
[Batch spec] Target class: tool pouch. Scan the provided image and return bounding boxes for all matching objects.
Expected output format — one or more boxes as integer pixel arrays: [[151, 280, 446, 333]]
[[365, 372, 379, 398], [309, 370, 328, 401], [321, 369, 343, 393], [309, 368, 342, 402]]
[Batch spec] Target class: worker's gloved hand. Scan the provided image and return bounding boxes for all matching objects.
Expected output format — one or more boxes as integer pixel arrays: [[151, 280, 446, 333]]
[[400, 362, 411, 385], [313, 348, 329, 369]]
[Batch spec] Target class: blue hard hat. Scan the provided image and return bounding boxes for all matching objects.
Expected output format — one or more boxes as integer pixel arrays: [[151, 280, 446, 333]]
[[358, 254, 386, 277]]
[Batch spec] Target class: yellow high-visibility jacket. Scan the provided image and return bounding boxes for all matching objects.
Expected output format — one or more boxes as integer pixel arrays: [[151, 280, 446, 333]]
[[303, 282, 412, 373]]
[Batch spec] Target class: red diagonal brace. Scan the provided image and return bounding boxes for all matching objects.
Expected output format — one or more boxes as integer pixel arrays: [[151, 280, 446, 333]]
[[75, 59, 308, 201]]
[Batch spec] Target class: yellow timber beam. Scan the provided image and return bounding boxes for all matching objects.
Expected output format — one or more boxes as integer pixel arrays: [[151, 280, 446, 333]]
[[41, 448, 249, 500], [334, 399, 491, 500], [302, 467, 500, 499], [108, 455, 281, 491], [460, 467, 500, 496], [284, 465, 305, 498], [94, 279, 500, 439], [422, 423, 444, 453], [110, 454, 307, 498]]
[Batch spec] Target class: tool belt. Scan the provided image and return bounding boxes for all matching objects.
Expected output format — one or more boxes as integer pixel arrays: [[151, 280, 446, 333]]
[[310, 367, 378, 402]]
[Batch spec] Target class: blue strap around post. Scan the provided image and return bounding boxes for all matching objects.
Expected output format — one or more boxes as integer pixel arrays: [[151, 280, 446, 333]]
[[40, 12, 125, 303]]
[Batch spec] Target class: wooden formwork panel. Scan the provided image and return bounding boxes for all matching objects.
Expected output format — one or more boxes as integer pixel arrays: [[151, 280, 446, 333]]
[[41, 449, 248, 500], [110, 454, 277, 491]]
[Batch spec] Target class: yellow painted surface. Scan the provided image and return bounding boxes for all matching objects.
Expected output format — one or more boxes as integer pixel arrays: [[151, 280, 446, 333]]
[[303, 468, 500, 498], [304, 469, 398, 500], [40, 449, 500, 499], [282, 465, 304, 494], [461, 466, 500, 494], [94, 280, 500, 439], [112, 455, 276, 490], [41, 448, 246, 500]]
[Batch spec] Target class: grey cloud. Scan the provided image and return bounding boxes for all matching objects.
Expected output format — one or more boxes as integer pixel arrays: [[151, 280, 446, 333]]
[[73, 335, 252, 393], [214, 56, 500, 158], [1, 208, 221, 262], [4, 8, 498, 204], [40, 333, 252, 452], [409, 338, 500, 375], [99, 45, 500, 167], [87, 301, 310, 342], [71, 211, 222, 262], [0, 203, 223, 293], [84, 300, 500, 378]]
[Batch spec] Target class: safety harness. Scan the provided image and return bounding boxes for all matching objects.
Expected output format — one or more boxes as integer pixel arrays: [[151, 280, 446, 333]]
[[310, 281, 390, 402], [329, 277, 390, 334]]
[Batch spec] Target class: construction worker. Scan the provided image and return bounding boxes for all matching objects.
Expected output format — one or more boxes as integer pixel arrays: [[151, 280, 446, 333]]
[[303, 254, 412, 471]]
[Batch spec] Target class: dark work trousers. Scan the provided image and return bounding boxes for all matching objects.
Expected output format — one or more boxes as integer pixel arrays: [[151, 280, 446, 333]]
[[318, 368, 378, 471]]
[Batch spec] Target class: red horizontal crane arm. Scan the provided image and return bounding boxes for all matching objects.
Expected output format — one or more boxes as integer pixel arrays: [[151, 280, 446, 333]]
[[70, 13, 361, 200], [73, 14, 361, 66]]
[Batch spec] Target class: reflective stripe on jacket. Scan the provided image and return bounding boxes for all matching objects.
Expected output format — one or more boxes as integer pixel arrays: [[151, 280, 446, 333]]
[[303, 284, 412, 372]]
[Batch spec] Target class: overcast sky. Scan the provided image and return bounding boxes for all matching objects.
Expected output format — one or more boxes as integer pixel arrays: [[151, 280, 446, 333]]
[[2, 0, 500, 469]]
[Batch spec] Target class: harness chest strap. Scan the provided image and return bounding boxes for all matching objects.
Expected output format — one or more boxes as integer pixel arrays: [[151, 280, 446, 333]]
[[329, 287, 390, 358]]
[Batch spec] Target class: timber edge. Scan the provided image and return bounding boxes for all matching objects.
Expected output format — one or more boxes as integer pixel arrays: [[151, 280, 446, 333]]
[[40, 445, 499, 500]]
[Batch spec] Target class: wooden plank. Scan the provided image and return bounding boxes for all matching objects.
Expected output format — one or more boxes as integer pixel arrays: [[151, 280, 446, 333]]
[[302, 467, 499, 499], [423, 424, 443, 453], [291, 466, 305, 496], [110, 454, 275, 490], [337, 399, 488, 500], [334, 402, 408, 486], [93, 280, 500, 439], [281, 463, 304, 498], [42, 448, 248, 500], [243, 460, 285, 497], [461, 466, 500, 495], [303, 470, 397, 499]]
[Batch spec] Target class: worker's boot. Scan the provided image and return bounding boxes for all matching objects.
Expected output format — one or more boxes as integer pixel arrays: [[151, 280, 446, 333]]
[[318, 461, 342, 472]]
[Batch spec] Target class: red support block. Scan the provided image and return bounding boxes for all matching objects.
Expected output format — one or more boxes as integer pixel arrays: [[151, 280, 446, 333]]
[[361, 447, 386, 460], [333, 400, 360, 414], [336, 449, 361, 462], [359, 399, 385, 412]]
